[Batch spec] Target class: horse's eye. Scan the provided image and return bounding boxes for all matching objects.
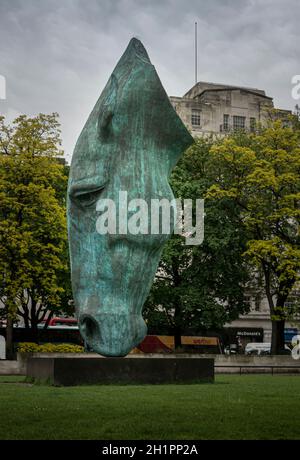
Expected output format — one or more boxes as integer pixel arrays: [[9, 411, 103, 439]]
[[69, 186, 104, 208], [76, 191, 100, 207]]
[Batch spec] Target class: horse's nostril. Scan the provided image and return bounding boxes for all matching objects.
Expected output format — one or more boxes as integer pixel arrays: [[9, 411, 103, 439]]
[[80, 315, 99, 344], [78, 312, 148, 356]]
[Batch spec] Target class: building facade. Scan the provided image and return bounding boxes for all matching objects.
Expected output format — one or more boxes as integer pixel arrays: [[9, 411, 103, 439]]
[[170, 81, 290, 138], [170, 82, 298, 347]]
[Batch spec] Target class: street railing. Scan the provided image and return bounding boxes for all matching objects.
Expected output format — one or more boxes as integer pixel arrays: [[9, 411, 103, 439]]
[[215, 364, 300, 375]]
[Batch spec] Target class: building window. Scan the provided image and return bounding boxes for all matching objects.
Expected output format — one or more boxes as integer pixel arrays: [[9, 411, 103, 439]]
[[250, 117, 256, 132], [223, 114, 230, 131], [244, 295, 252, 309], [233, 115, 245, 130], [191, 109, 201, 126]]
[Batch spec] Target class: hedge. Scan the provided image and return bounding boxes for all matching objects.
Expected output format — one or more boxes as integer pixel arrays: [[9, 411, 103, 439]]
[[17, 342, 84, 353]]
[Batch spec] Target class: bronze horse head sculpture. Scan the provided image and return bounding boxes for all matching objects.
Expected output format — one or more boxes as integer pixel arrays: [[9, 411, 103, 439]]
[[67, 38, 193, 356]]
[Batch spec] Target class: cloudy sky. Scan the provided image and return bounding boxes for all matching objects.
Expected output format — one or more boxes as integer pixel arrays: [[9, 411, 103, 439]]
[[0, 0, 299, 161]]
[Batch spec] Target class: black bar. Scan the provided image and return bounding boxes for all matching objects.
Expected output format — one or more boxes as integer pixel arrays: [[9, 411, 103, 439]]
[[0, 440, 298, 457]]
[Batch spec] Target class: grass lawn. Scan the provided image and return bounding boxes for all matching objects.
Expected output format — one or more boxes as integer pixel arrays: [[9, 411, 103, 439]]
[[0, 374, 299, 440]]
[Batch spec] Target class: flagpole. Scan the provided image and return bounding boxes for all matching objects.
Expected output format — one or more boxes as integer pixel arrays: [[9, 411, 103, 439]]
[[195, 22, 198, 85]]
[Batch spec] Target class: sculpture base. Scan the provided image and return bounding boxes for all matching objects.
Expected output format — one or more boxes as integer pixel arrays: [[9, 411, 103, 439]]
[[26, 356, 214, 386]]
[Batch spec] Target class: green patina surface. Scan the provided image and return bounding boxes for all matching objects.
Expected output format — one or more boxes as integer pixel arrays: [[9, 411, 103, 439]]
[[67, 38, 193, 356]]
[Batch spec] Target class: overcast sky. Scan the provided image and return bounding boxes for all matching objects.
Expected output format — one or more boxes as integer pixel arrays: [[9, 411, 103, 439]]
[[0, 0, 299, 161]]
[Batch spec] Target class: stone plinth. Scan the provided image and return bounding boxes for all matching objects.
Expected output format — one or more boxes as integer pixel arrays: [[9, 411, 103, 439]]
[[26, 356, 214, 386]]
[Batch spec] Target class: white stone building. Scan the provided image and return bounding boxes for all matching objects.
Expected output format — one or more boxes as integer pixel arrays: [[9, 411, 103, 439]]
[[170, 81, 290, 138]]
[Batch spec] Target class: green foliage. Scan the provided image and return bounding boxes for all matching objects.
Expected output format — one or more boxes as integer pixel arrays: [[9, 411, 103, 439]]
[[206, 121, 300, 352], [0, 113, 72, 330], [17, 342, 40, 353], [145, 121, 300, 352], [144, 137, 250, 340], [17, 342, 84, 353]]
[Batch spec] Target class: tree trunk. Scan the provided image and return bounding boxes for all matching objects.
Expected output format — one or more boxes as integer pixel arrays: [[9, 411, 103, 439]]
[[172, 270, 182, 351], [262, 264, 286, 355], [44, 310, 54, 329], [29, 297, 39, 343], [271, 318, 285, 355], [271, 293, 287, 355], [23, 313, 29, 330], [173, 303, 182, 350], [30, 320, 39, 343], [5, 316, 14, 360], [174, 325, 182, 349]]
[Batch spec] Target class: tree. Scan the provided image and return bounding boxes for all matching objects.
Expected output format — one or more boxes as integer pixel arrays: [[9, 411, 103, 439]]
[[0, 113, 70, 355], [206, 121, 300, 354], [143, 137, 250, 348]]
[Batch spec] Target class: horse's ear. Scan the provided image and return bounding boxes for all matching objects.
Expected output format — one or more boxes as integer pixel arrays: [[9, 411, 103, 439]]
[[69, 75, 119, 188], [98, 74, 118, 141]]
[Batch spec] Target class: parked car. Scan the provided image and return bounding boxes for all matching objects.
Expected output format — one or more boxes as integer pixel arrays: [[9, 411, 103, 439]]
[[38, 317, 78, 329], [224, 344, 238, 355], [245, 342, 291, 355]]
